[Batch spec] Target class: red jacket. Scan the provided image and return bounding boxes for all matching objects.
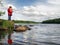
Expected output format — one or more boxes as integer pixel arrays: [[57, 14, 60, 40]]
[[8, 8, 13, 16], [8, 39, 12, 44]]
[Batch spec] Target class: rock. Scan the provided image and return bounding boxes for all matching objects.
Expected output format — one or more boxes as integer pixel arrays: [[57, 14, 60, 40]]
[[29, 25, 34, 27], [0, 27, 8, 31], [28, 28, 31, 30], [14, 25, 31, 32]]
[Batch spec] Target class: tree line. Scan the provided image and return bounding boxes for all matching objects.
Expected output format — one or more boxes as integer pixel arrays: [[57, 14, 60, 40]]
[[42, 18, 60, 24]]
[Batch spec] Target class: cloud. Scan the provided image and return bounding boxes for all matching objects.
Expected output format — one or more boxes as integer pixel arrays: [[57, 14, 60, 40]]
[[3, 4, 17, 10], [48, 0, 60, 5], [20, 5, 55, 17]]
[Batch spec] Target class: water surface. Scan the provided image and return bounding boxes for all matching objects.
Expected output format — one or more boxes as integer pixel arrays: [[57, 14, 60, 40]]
[[3, 24, 60, 45]]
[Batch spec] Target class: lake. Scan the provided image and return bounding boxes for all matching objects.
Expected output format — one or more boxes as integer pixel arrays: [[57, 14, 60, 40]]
[[2, 24, 60, 45]]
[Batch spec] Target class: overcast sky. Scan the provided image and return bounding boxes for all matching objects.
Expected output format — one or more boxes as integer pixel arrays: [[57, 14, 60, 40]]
[[0, 0, 60, 22]]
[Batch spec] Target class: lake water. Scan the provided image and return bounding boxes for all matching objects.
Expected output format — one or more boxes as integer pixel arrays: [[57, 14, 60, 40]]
[[3, 24, 60, 45]]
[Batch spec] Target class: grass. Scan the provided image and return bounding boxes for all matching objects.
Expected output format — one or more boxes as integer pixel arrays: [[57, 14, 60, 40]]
[[0, 19, 14, 39]]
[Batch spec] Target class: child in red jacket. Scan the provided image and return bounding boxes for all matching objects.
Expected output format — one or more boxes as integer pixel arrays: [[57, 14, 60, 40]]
[[8, 6, 13, 20]]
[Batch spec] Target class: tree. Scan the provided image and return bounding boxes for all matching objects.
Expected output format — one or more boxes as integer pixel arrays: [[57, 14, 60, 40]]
[[0, 0, 3, 6], [0, 11, 5, 26], [0, 11, 5, 16]]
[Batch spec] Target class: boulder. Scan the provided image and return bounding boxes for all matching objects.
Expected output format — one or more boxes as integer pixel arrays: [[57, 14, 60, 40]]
[[14, 26, 31, 32]]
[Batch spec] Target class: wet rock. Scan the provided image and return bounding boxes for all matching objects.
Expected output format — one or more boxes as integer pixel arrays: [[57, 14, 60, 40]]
[[29, 25, 34, 27], [14, 25, 31, 32]]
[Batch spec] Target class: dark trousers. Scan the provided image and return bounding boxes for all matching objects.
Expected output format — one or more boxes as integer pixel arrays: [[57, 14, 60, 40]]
[[8, 16, 11, 20]]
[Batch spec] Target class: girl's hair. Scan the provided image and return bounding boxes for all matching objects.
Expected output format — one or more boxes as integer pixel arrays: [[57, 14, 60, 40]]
[[9, 6, 12, 8]]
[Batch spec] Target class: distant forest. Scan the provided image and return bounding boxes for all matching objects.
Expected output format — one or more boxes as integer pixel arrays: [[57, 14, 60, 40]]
[[13, 20, 39, 24], [42, 18, 60, 24]]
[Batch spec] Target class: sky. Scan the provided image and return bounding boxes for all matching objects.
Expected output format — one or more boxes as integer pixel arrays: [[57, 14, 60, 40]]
[[0, 0, 60, 22]]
